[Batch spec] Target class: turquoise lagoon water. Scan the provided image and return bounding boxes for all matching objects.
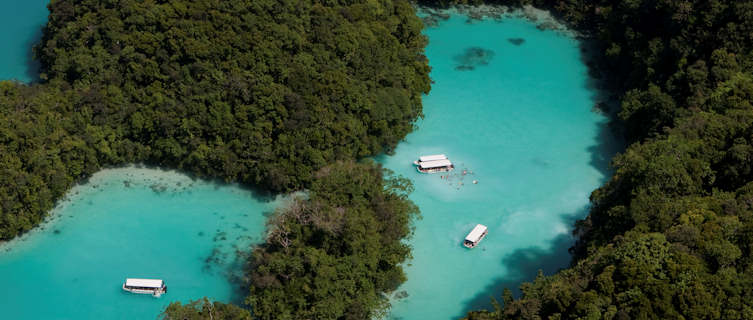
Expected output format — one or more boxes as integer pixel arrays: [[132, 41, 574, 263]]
[[380, 13, 617, 319], [0, 167, 276, 319], [0, 0, 48, 82]]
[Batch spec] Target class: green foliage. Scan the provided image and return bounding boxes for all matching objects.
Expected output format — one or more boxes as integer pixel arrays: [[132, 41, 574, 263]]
[[161, 298, 252, 320], [35, 0, 430, 192], [247, 161, 419, 320], [0, 82, 112, 239]]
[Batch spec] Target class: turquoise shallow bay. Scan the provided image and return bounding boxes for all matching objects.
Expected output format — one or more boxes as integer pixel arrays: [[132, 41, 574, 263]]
[[0, 168, 275, 319], [380, 13, 617, 319]]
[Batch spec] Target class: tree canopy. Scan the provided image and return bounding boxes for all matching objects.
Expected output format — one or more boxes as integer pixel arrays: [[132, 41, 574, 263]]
[[161, 298, 253, 320], [247, 161, 419, 319]]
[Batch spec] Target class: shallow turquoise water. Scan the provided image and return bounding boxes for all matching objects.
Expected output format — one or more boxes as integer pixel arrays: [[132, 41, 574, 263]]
[[380, 14, 617, 319], [0, 167, 275, 319], [0, 0, 48, 82]]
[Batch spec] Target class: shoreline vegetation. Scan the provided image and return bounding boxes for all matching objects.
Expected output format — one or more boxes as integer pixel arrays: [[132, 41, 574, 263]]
[[0, 165, 225, 251], [418, 4, 574, 37], [165, 161, 420, 320]]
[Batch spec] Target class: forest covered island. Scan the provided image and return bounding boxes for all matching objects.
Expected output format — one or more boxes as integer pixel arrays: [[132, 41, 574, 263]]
[[2, 0, 753, 319]]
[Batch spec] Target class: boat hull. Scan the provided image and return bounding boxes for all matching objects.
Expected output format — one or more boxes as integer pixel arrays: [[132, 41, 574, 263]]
[[122, 284, 167, 297], [416, 165, 454, 174]]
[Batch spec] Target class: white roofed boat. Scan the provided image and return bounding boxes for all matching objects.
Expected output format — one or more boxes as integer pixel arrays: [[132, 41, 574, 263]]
[[418, 154, 448, 162], [419, 159, 453, 169], [122, 278, 167, 297], [413, 154, 454, 173], [463, 224, 488, 248]]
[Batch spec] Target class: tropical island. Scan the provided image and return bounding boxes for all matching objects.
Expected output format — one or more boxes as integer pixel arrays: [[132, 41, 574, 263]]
[[1, 0, 752, 319]]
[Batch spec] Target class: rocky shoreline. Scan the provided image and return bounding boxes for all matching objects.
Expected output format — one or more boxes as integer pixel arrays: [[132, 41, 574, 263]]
[[417, 4, 579, 38]]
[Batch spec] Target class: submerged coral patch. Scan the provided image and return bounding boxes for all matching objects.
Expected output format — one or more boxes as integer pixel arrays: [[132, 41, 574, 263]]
[[454, 47, 495, 71], [508, 38, 525, 46]]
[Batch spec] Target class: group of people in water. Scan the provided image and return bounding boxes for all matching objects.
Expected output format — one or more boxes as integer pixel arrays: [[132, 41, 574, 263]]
[[439, 167, 478, 189]]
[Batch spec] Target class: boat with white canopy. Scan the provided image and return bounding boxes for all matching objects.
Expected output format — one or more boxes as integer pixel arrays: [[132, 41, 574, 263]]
[[413, 154, 454, 173], [463, 224, 488, 248], [122, 278, 167, 297]]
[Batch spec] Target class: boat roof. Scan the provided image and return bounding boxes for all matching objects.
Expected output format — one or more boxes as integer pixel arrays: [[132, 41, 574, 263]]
[[419, 154, 447, 162], [465, 224, 488, 242], [419, 159, 452, 169], [125, 278, 163, 288]]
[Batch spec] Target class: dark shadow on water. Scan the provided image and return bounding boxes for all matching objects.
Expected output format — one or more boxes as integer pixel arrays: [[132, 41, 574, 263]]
[[23, 25, 44, 83], [578, 39, 626, 179], [588, 114, 624, 179], [507, 38, 525, 46], [128, 162, 278, 203], [456, 211, 584, 318]]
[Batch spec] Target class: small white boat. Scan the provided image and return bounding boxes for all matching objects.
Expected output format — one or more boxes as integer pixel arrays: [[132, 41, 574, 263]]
[[463, 224, 488, 248], [122, 278, 167, 297], [413, 154, 454, 173]]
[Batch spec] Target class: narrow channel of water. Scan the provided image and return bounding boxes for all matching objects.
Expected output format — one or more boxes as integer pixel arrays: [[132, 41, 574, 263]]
[[379, 12, 618, 319], [0, 167, 275, 319]]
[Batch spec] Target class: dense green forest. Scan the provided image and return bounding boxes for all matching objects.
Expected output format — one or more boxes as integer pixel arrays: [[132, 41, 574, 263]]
[[1, 0, 427, 319], [408, 0, 753, 319], [246, 161, 418, 319], [161, 298, 253, 320]]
